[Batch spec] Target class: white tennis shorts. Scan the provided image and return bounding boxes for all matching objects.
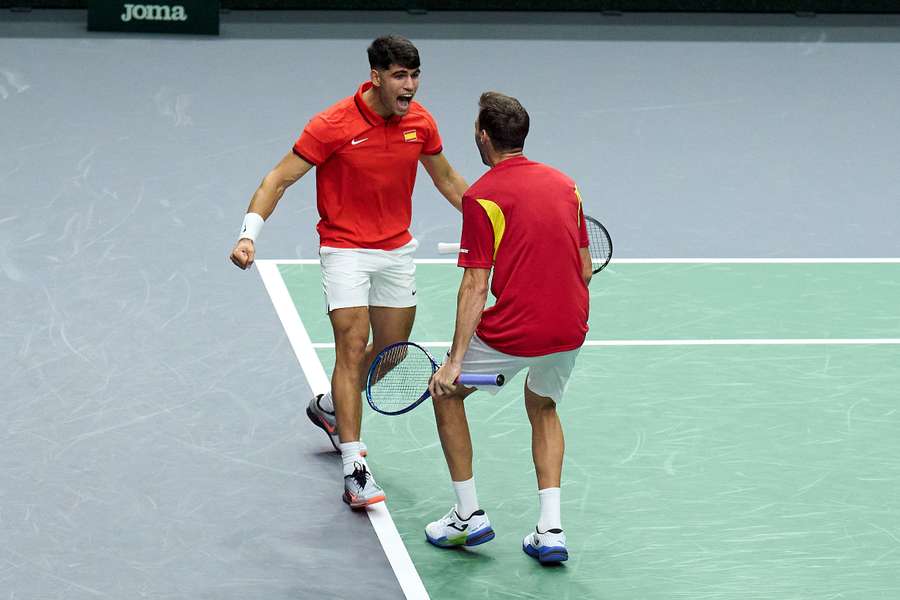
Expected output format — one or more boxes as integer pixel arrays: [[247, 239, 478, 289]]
[[459, 335, 581, 404], [319, 239, 418, 312]]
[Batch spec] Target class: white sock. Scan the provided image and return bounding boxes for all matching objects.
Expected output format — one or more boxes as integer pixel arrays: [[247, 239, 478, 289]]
[[318, 391, 334, 413], [452, 477, 480, 519], [537, 487, 562, 532], [339, 441, 366, 476]]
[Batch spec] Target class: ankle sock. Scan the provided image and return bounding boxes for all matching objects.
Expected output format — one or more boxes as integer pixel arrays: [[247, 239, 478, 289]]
[[452, 477, 480, 519], [340, 441, 366, 477], [537, 487, 562, 532]]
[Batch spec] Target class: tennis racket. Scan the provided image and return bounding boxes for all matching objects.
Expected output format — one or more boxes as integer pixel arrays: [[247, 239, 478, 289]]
[[365, 342, 504, 416], [584, 215, 613, 273]]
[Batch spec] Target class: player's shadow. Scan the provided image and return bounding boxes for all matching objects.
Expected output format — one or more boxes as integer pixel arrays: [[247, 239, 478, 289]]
[[424, 543, 498, 563]]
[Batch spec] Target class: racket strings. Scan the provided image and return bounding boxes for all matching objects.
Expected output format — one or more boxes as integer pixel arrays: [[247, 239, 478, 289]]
[[586, 220, 611, 264], [369, 345, 435, 409]]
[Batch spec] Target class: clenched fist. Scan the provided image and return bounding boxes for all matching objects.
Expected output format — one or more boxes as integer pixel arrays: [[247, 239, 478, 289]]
[[230, 238, 256, 270]]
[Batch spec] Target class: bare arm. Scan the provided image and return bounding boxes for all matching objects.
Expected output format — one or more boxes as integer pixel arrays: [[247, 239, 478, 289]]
[[420, 152, 468, 212], [429, 267, 491, 398], [247, 151, 314, 219], [229, 152, 313, 270], [580, 247, 593, 287]]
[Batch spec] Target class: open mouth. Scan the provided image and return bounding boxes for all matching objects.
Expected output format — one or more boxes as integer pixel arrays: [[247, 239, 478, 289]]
[[397, 94, 414, 110]]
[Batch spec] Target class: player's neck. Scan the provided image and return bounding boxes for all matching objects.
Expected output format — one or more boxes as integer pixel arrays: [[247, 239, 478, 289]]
[[490, 151, 524, 167], [362, 87, 394, 120]]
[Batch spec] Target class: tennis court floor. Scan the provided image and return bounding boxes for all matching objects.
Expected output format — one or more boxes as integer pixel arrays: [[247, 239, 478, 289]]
[[259, 259, 900, 600]]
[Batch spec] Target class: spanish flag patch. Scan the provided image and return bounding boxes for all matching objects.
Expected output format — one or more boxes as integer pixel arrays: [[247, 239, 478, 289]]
[[403, 130, 417, 142]]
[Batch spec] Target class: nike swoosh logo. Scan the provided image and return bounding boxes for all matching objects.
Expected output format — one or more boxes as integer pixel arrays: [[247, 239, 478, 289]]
[[448, 523, 468, 532], [351, 138, 368, 146]]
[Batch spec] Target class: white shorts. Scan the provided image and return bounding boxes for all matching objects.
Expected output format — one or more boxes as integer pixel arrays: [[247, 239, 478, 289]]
[[319, 239, 418, 312], [459, 335, 581, 404]]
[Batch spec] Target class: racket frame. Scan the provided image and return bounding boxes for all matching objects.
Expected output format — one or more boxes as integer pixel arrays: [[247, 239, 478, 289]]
[[585, 215, 613, 274], [365, 341, 437, 416], [365, 342, 505, 416]]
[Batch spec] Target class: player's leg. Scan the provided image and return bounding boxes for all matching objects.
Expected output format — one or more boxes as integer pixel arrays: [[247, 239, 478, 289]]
[[311, 247, 384, 507], [306, 247, 370, 453], [329, 306, 371, 444], [524, 384, 564, 491], [424, 336, 524, 548], [521, 348, 580, 564], [364, 305, 415, 389], [425, 385, 496, 547], [432, 386, 476, 484], [366, 239, 418, 380], [329, 305, 386, 508]]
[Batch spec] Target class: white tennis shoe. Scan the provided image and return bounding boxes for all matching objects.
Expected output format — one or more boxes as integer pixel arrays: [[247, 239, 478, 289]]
[[425, 506, 495, 548], [523, 527, 568, 563]]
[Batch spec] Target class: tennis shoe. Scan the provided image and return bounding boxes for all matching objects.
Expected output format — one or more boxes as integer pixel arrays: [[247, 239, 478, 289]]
[[342, 462, 385, 509], [523, 527, 568, 564], [425, 506, 495, 548], [306, 393, 366, 456]]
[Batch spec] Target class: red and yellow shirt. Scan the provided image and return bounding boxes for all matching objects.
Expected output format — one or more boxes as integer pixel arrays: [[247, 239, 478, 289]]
[[293, 82, 443, 249], [458, 156, 589, 357]]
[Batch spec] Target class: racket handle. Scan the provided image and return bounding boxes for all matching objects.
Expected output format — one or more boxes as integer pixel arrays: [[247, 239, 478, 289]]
[[437, 242, 461, 254], [457, 373, 505, 387]]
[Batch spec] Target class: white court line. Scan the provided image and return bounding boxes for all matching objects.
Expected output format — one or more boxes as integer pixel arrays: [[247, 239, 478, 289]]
[[310, 339, 900, 348], [256, 260, 430, 600], [271, 257, 900, 265]]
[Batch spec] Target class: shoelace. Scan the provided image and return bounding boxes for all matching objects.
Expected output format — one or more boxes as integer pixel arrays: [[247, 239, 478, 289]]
[[441, 507, 466, 527], [350, 462, 371, 489]]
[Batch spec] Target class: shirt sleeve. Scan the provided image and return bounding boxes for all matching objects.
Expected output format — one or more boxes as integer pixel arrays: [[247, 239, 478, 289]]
[[421, 111, 443, 156], [458, 195, 495, 269], [575, 185, 589, 248], [292, 116, 334, 165]]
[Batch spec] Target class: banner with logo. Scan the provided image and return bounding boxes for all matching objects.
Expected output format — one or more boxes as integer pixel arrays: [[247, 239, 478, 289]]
[[88, 0, 219, 35]]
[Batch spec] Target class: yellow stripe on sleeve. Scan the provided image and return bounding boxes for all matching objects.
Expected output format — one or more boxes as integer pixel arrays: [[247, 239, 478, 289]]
[[475, 198, 506, 258], [574, 185, 584, 224]]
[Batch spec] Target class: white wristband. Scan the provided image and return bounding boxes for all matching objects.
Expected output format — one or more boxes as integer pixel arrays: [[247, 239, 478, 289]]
[[239, 212, 264, 242]]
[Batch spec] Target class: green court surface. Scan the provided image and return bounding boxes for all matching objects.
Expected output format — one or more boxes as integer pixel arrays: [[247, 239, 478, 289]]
[[280, 262, 900, 600]]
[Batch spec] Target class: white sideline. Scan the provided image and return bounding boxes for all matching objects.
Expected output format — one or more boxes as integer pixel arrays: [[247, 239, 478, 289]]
[[256, 260, 430, 600]]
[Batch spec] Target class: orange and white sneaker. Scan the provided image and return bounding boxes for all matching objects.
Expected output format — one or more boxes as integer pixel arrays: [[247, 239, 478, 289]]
[[342, 462, 385, 509], [306, 393, 366, 456], [306, 393, 339, 451]]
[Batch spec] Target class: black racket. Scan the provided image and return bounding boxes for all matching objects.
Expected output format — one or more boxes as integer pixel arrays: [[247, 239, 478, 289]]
[[365, 342, 504, 416], [585, 215, 613, 273]]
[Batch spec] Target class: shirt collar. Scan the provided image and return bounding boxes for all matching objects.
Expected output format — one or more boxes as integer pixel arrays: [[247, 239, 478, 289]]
[[491, 155, 529, 170]]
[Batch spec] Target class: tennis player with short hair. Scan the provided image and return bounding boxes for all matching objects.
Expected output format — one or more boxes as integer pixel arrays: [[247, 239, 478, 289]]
[[425, 92, 592, 563], [230, 35, 469, 509]]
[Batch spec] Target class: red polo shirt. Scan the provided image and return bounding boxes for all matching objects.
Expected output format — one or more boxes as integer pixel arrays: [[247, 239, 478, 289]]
[[293, 82, 443, 249], [458, 156, 589, 357]]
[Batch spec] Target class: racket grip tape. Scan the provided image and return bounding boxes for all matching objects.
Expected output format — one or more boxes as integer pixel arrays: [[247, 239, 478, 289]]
[[456, 373, 505, 387]]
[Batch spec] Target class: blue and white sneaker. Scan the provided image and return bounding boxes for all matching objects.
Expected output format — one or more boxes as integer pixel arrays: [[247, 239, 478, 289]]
[[523, 528, 568, 563], [425, 506, 495, 548]]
